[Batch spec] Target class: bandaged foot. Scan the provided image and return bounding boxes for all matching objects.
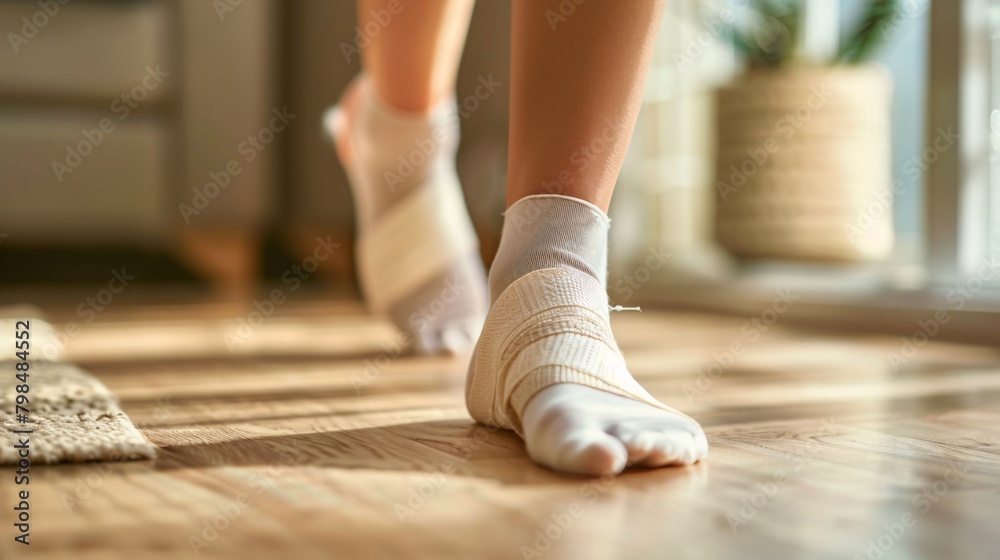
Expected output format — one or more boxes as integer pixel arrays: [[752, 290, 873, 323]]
[[325, 77, 488, 354], [466, 195, 708, 475]]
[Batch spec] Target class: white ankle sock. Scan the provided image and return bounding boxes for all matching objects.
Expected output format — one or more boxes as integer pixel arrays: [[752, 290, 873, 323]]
[[467, 195, 707, 475], [326, 78, 488, 354], [487, 194, 610, 303]]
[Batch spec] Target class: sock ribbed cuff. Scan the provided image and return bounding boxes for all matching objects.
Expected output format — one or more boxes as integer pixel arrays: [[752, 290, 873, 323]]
[[363, 83, 459, 131], [488, 194, 610, 304]]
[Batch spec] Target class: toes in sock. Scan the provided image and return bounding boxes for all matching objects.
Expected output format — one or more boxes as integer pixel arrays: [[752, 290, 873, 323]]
[[327, 78, 488, 354], [467, 195, 707, 475]]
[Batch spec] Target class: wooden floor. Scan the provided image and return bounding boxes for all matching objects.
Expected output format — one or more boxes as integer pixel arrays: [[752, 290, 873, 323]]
[[5, 297, 1000, 560]]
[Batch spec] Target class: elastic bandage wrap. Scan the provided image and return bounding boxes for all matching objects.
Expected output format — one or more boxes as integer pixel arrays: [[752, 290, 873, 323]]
[[357, 175, 477, 313], [326, 80, 480, 316], [468, 267, 673, 435], [468, 194, 679, 435]]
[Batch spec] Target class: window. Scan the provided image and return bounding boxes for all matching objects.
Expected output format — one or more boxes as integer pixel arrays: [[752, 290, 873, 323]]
[[626, 0, 1000, 322]]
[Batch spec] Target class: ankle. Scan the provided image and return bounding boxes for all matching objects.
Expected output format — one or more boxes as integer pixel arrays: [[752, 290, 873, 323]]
[[338, 79, 461, 221], [488, 194, 610, 303], [356, 85, 459, 160]]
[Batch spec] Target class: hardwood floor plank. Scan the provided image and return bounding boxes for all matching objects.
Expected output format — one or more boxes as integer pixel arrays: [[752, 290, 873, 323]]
[[8, 300, 999, 559]]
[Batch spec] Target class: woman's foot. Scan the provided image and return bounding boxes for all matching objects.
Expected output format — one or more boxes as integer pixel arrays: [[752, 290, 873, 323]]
[[522, 384, 707, 475], [466, 195, 707, 475], [326, 77, 488, 354]]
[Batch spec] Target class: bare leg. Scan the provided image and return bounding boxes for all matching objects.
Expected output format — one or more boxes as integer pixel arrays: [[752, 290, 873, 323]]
[[507, 0, 665, 211], [335, 0, 475, 167], [328, 0, 488, 354], [467, 0, 708, 476], [358, 0, 475, 112]]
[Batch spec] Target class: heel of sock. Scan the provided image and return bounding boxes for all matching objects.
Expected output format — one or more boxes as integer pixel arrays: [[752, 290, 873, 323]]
[[321, 105, 344, 147]]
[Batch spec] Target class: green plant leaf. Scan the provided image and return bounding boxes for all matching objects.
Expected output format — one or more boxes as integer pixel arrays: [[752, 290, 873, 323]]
[[838, 0, 904, 63], [724, 0, 801, 67]]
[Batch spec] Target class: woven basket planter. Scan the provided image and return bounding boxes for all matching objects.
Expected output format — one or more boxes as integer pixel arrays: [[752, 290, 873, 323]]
[[713, 65, 894, 262]]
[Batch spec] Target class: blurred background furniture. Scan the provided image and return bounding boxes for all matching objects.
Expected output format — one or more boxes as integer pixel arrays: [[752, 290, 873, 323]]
[[0, 0, 279, 296], [0, 0, 511, 298], [6, 0, 997, 333]]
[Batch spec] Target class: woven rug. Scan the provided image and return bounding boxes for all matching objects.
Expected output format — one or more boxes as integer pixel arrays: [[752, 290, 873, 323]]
[[0, 315, 156, 465]]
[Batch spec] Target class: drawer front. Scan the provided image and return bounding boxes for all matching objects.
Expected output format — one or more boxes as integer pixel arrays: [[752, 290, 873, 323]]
[[0, 111, 169, 243], [0, 0, 171, 102]]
